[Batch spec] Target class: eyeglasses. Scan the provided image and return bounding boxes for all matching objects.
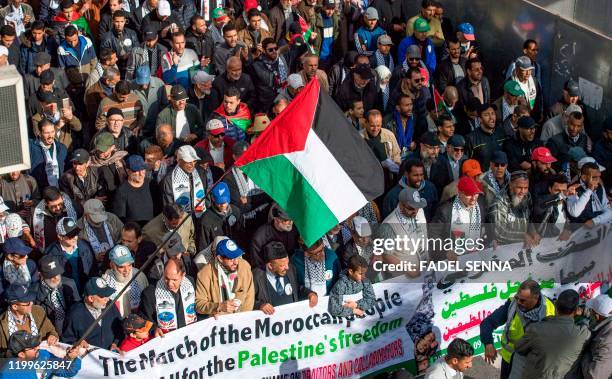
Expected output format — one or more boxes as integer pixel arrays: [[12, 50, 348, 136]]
[[212, 133, 225, 138], [267, 47, 278, 52], [413, 78, 423, 83], [492, 162, 507, 167], [453, 147, 464, 152], [408, 57, 420, 61]]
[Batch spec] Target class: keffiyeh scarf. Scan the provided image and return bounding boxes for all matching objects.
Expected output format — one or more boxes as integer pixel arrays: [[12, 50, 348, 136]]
[[32, 195, 77, 249], [374, 50, 394, 72], [3, 259, 31, 286], [8, 310, 39, 336], [172, 166, 206, 218], [450, 196, 482, 246], [84, 220, 113, 255], [155, 278, 196, 331], [216, 261, 237, 301], [104, 270, 144, 310]]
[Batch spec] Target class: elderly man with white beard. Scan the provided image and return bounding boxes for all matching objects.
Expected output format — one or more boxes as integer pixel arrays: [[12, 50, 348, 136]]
[[487, 170, 539, 248], [34, 255, 80, 337], [63, 277, 125, 351], [102, 245, 148, 317]]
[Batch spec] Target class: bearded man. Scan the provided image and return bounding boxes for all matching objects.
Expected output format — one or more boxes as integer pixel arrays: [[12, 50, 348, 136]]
[[102, 245, 148, 317]]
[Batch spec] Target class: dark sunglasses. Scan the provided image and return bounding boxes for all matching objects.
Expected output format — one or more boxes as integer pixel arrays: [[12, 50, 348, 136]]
[[493, 162, 507, 167], [453, 147, 464, 152], [408, 57, 420, 61], [413, 78, 423, 83], [267, 47, 278, 52], [212, 133, 225, 138]]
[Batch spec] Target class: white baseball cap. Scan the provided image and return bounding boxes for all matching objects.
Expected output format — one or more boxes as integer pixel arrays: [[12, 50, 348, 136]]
[[586, 294, 612, 317], [157, 0, 171, 16], [577, 156, 606, 172], [177, 145, 200, 162], [287, 74, 304, 89]]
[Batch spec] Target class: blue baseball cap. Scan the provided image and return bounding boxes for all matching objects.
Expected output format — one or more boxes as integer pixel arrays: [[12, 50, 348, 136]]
[[109, 244, 134, 265], [457, 22, 475, 40], [211, 182, 230, 204], [126, 155, 147, 171], [84, 277, 115, 297], [491, 151, 508, 165], [134, 65, 151, 85], [216, 238, 244, 259], [5, 284, 36, 303], [3, 237, 32, 256]]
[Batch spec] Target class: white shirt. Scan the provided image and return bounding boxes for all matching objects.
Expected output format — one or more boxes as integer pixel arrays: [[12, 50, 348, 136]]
[[210, 143, 224, 164], [175, 110, 189, 139]]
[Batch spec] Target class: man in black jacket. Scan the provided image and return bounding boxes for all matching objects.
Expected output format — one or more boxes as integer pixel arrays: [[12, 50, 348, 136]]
[[251, 38, 289, 113], [532, 174, 572, 239], [210, 56, 255, 110], [185, 14, 214, 61], [431, 134, 466, 194], [199, 182, 243, 251], [336, 63, 378, 112], [456, 58, 490, 110], [249, 205, 299, 269], [435, 36, 466, 92], [546, 111, 589, 172], [253, 242, 317, 314], [34, 255, 80, 337], [59, 149, 106, 212], [503, 116, 542, 172], [466, 103, 506, 168]]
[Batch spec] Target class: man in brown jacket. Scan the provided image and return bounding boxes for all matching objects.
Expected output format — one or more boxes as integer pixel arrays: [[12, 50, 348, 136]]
[[0, 284, 58, 357], [195, 237, 254, 317]]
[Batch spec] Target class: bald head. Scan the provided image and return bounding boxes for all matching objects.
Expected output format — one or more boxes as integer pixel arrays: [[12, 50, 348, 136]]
[[156, 123, 174, 147], [164, 258, 184, 292], [444, 86, 459, 107], [226, 57, 242, 81]]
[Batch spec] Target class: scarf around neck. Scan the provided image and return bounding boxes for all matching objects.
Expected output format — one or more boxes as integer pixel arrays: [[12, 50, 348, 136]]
[[154, 277, 196, 331]]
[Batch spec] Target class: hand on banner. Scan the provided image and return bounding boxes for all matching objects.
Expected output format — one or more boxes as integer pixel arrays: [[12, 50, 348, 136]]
[[66, 347, 80, 360], [353, 308, 364, 316], [343, 300, 357, 309], [46, 335, 58, 346], [584, 219, 595, 229], [308, 293, 318, 308], [218, 300, 239, 313], [558, 229, 572, 241], [484, 344, 497, 364], [154, 328, 165, 338], [260, 303, 275, 315]]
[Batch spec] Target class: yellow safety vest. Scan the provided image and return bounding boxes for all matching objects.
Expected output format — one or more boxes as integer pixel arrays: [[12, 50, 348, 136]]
[[500, 297, 556, 363]]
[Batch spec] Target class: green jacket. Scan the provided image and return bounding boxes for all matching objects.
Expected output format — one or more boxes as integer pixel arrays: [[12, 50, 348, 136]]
[[312, 11, 339, 55], [155, 104, 205, 139]]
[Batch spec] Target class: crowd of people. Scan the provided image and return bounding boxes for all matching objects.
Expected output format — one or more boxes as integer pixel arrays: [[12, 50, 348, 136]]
[[0, 0, 609, 376]]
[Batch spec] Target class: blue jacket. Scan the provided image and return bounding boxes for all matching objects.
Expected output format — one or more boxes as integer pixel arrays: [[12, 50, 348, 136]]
[[354, 26, 386, 55], [19, 36, 59, 75], [63, 302, 124, 350], [291, 248, 341, 295], [57, 36, 97, 71], [0, 349, 81, 378], [28, 139, 68, 188], [397, 36, 436, 74], [44, 240, 97, 293]]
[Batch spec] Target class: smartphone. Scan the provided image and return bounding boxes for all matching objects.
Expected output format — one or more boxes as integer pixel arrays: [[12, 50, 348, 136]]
[[62, 98, 70, 109]]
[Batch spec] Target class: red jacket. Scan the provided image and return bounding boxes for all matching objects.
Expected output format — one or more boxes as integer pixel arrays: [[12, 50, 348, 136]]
[[195, 136, 236, 169], [119, 335, 152, 352]]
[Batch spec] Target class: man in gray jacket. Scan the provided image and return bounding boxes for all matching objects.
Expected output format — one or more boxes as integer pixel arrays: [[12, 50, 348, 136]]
[[574, 293, 612, 379], [515, 289, 590, 379]]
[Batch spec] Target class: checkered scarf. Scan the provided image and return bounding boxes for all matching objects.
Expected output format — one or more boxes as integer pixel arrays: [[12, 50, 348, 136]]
[[3, 259, 31, 286], [8, 310, 39, 336]]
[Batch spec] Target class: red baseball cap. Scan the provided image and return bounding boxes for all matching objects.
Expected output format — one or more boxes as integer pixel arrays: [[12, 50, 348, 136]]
[[531, 147, 557, 163], [457, 176, 483, 196]]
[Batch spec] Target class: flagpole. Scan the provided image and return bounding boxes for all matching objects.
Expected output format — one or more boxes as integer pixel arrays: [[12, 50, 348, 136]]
[[45, 165, 235, 376]]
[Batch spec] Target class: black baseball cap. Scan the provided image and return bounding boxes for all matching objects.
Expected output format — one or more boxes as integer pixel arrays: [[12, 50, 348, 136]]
[[170, 85, 188, 101], [39, 69, 55, 85], [517, 116, 537, 129], [420, 131, 440, 147], [71, 148, 90, 164], [9, 331, 40, 356], [143, 25, 159, 41], [352, 64, 373, 80], [5, 284, 36, 303], [564, 79, 580, 97], [38, 255, 65, 279], [491, 151, 508, 164]]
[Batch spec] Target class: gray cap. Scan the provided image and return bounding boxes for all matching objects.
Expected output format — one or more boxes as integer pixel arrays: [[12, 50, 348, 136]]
[[364, 7, 378, 20], [164, 233, 186, 257], [34, 52, 52, 66], [515, 56, 534, 70], [407, 45, 421, 59], [564, 104, 583, 115], [398, 188, 427, 209], [447, 134, 466, 147], [192, 70, 215, 84], [377, 34, 393, 46]]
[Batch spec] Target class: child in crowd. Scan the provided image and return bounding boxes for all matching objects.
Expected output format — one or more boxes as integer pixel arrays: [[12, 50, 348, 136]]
[[119, 314, 154, 352], [329, 255, 376, 317]]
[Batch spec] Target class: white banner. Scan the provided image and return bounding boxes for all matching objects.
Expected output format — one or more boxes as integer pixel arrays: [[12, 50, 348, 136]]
[[78, 283, 424, 379], [76, 225, 611, 378]]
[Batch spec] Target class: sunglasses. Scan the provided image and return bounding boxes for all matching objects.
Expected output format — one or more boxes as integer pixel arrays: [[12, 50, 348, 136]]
[[267, 47, 278, 52], [408, 57, 420, 61], [493, 162, 507, 167], [413, 78, 423, 83], [212, 133, 225, 138], [453, 147, 464, 152]]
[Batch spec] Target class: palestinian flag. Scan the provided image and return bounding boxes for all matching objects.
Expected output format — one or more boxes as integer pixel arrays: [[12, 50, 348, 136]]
[[72, 16, 92, 38], [433, 86, 456, 123], [214, 103, 252, 131], [298, 15, 313, 44], [235, 79, 384, 246]]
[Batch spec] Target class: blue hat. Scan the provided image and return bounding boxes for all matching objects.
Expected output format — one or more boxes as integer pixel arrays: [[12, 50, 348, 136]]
[[126, 155, 147, 171], [211, 182, 230, 204], [134, 65, 151, 85], [109, 244, 134, 265], [3, 237, 32, 256], [5, 284, 36, 303], [84, 277, 115, 297], [491, 151, 508, 165], [216, 238, 244, 259], [457, 23, 475, 40]]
